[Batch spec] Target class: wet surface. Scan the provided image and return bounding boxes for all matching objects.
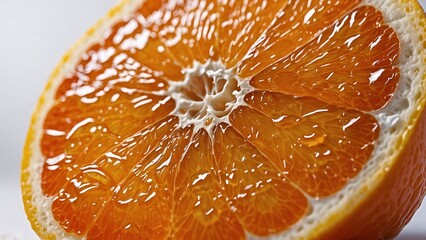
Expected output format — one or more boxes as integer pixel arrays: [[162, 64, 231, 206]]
[[38, 0, 401, 238], [1, 0, 425, 239]]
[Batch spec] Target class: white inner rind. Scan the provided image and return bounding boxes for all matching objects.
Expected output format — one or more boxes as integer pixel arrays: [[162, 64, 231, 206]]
[[24, 0, 426, 239], [24, 1, 145, 240], [267, 0, 426, 239]]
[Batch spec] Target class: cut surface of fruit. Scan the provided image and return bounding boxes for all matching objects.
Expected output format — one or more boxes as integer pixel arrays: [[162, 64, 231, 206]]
[[21, 0, 426, 239]]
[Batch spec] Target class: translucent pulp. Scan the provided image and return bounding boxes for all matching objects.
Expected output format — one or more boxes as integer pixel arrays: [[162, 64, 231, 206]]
[[37, 0, 401, 239]]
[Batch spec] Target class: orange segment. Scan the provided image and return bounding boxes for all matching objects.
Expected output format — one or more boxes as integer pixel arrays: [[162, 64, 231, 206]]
[[229, 91, 379, 196], [138, 0, 219, 67], [238, 0, 362, 77], [214, 123, 309, 236], [41, 87, 175, 196], [250, 6, 400, 111], [56, 49, 169, 100], [47, 117, 178, 236], [104, 15, 183, 81], [218, 0, 288, 68], [172, 129, 245, 239], [85, 126, 192, 240]]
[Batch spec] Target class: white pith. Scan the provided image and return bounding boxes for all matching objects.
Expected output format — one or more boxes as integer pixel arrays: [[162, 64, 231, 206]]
[[169, 60, 251, 136], [22, 0, 426, 239]]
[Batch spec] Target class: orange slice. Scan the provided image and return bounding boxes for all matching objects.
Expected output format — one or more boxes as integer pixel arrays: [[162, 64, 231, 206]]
[[21, 0, 426, 239]]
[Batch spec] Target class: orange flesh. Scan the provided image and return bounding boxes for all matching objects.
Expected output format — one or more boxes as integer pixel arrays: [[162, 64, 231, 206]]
[[40, 0, 400, 239]]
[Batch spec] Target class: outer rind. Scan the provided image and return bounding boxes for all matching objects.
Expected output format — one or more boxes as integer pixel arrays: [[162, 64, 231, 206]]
[[21, 0, 426, 239], [312, 1, 426, 238], [20, 0, 135, 239], [22, 99, 55, 240], [317, 102, 426, 239]]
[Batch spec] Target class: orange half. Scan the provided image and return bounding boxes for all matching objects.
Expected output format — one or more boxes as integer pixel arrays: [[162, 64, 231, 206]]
[[21, 0, 426, 239]]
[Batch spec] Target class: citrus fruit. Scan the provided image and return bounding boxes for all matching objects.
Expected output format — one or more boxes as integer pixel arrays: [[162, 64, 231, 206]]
[[22, 0, 426, 239]]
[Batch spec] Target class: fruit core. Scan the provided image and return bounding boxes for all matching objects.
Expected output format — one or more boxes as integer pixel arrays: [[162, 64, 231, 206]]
[[169, 61, 248, 132]]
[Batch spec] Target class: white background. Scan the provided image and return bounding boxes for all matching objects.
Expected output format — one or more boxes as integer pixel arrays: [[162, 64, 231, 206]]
[[0, 0, 424, 239]]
